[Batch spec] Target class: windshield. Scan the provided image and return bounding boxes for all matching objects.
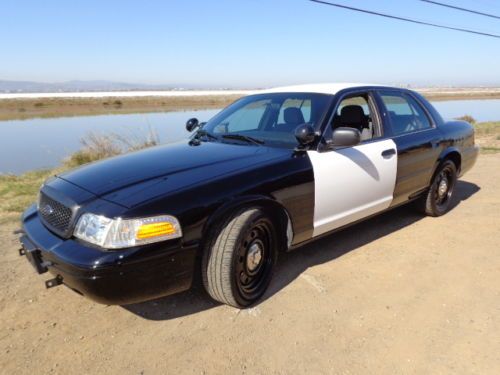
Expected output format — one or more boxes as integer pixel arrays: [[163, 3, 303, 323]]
[[201, 93, 332, 148]]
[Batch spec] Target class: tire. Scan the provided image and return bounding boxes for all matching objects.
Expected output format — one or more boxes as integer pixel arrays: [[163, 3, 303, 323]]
[[416, 160, 458, 217], [202, 208, 278, 308]]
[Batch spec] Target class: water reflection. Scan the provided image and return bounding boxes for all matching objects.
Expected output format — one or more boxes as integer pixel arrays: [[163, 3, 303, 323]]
[[0, 109, 219, 174]]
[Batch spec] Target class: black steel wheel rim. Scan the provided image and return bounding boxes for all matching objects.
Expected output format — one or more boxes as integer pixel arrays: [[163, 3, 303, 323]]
[[434, 165, 455, 208], [234, 218, 274, 302]]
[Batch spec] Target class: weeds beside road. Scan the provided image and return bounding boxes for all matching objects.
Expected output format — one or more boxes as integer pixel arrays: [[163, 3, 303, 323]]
[[472, 121, 500, 153]]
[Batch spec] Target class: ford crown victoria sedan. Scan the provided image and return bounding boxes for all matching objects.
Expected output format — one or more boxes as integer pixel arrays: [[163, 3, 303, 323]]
[[18, 84, 478, 308]]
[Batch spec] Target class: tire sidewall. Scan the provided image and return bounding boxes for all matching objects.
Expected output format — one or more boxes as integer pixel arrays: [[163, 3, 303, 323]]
[[201, 207, 279, 308], [428, 160, 457, 216], [230, 209, 278, 307]]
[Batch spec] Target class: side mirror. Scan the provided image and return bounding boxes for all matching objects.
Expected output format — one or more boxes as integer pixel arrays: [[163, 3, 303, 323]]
[[186, 118, 199, 132], [331, 127, 361, 148], [294, 123, 316, 146]]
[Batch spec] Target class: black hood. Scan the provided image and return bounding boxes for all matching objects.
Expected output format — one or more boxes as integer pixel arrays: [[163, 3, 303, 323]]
[[58, 140, 290, 208]]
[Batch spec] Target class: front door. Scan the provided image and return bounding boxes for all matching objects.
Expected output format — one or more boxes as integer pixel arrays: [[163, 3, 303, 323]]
[[308, 92, 398, 237]]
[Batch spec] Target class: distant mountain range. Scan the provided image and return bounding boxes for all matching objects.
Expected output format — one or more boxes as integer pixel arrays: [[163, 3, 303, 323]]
[[0, 80, 224, 93]]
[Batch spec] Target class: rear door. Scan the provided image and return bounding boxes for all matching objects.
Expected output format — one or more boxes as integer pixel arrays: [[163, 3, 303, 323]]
[[376, 90, 442, 206], [308, 91, 397, 237]]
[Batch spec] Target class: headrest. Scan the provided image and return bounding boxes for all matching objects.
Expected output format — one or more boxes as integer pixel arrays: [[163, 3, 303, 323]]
[[284, 107, 305, 125], [340, 105, 365, 125]]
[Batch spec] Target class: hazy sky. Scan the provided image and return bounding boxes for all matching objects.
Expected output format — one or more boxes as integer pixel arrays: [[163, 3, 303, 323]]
[[1, 0, 500, 87]]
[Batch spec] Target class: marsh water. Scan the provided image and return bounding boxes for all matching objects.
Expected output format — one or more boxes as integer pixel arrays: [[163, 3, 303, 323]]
[[1, 99, 499, 174]]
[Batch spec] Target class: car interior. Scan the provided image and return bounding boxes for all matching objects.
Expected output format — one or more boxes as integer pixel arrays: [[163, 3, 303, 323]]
[[209, 93, 382, 147], [274, 107, 306, 133], [387, 111, 416, 134], [380, 93, 432, 135], [332, 95, 376, 141]]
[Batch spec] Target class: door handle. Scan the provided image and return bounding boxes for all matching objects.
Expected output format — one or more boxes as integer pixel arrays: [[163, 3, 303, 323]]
[[381, 148, 396, 158]]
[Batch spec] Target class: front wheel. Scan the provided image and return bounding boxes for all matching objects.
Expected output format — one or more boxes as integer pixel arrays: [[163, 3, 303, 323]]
[[202, 208, 278, 308], [416, 160, 458, 216]]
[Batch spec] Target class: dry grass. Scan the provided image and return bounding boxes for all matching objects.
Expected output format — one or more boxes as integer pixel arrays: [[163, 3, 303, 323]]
[[454, 115, 477, 124], [65, 128, 160, 167], [0, 95, 243, 121], [474, 121, 500, 153], [0, 169, 56, 224], [421, 92, 500, 101]]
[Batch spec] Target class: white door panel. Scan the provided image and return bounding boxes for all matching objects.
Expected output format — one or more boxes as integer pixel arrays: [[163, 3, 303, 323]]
[[308, 139, 397, 237]]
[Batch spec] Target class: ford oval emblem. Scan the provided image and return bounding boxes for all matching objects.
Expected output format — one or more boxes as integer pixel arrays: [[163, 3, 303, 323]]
[[43, 204, 54, 215]]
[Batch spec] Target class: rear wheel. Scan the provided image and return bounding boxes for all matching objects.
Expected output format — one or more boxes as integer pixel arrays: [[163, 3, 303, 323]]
[[202, 208, 278, 308], [416, 160, 457, 216]]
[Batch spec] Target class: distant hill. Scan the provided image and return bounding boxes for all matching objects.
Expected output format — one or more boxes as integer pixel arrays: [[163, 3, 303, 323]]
[[0, 80, 214, 93]]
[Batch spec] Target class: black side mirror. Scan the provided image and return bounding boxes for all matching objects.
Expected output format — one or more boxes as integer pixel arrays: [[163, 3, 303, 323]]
[[331, 127, 361, 148], [186, 118, 199, 132], [294, 123, 316, 147]]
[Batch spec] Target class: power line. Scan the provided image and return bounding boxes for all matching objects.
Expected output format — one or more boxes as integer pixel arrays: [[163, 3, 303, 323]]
[[420, 0, 500, 20], [308, 0, 500, 39]]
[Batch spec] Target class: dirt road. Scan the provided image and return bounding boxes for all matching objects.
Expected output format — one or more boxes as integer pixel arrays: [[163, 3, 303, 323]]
[[1, 155, 499, 375]]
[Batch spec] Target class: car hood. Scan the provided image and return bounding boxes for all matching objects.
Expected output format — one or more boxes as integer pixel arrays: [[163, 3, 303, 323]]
[[58, 140, 290, 208]]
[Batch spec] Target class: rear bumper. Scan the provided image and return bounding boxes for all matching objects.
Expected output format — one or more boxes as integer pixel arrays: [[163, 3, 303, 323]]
[[19, 205, 198, 305]]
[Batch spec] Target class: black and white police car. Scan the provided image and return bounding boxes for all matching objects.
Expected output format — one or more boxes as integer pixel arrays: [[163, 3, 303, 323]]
[[19, 83, 478, 308]]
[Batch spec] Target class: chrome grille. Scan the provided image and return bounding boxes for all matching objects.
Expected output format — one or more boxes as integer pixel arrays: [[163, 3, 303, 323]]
[[38, 192, 73, 234]]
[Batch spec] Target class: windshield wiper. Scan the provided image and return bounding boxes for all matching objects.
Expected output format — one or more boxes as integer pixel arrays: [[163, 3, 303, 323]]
[[222, 134, 265, 145]]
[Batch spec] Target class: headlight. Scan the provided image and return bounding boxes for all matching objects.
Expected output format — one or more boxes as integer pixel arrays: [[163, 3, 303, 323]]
[[74, 213, 182, 249]]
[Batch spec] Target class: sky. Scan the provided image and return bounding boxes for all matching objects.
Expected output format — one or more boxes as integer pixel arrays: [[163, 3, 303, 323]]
[[1, 0, 500, 88]]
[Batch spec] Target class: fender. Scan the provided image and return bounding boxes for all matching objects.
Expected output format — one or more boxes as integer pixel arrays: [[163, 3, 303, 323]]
[[201, 194, 293, 252], [430, 147, 462, 183]]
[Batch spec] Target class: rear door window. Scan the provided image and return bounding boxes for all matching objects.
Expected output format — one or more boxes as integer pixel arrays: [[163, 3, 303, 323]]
[[380, 92, 432, 135]]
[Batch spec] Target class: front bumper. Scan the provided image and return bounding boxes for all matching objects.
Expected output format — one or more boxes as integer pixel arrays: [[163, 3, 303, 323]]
[[19, 205, 198, 305]]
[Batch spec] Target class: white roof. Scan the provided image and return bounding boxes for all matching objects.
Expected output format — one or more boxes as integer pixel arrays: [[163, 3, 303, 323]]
[[260, 83, 381, 95]]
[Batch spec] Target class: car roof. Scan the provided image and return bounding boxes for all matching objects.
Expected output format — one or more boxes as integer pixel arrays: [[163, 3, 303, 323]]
[[259, 83, 388, 95]]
